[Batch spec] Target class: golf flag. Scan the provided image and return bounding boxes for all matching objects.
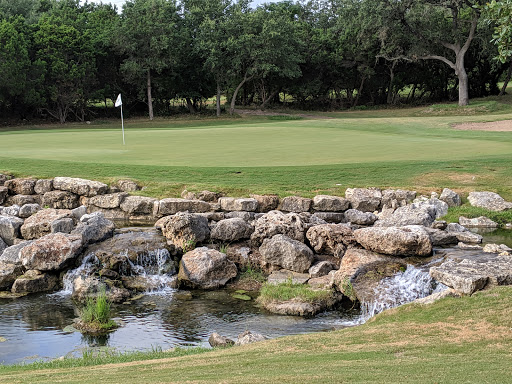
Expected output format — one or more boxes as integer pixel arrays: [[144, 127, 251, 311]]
[[115, 94, 125, 145], [115, 93, 122, 107]]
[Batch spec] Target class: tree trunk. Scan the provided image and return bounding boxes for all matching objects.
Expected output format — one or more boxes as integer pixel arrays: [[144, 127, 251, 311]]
[[147, 69, 154, 120], [185, 98, 197, 114], [499, 61, 512, 96], [352, 76, 366, 108], [216, 81, 221, 117], [456, 58, 469, 106], [230, 73, 254, 115], [260, 90, 278, 110]]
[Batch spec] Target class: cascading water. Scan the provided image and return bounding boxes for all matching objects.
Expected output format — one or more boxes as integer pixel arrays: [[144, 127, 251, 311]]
[[359, 262, 447, 323], [60, 253, 100, 295]]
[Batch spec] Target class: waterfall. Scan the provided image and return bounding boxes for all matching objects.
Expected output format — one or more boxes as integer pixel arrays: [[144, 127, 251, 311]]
[[59, 253, 100, 295], [360, 262, 447, 323]]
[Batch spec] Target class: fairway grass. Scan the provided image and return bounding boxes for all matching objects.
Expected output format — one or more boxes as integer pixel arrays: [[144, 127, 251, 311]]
[[1, 106, 512, 198], [2, 286, 512, 383]]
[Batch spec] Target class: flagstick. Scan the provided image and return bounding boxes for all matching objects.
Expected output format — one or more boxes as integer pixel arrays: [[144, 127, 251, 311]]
[[121, 104, 125, 145]]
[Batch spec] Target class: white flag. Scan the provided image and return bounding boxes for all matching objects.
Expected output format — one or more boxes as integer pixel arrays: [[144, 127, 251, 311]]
[[115, 94, 122, 107]]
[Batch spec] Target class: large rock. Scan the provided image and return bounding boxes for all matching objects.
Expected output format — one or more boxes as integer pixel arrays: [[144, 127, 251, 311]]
[[71, 275, 130, 303], [11, 270, 59, 294], [309, 261, 336, 278], [266, 270, 310, 285], [156, 198, 211, 217], [6, 194, 39, 207], [0, 215, 24, 246], [439, 188, 461, 207], [430, 253, 512, 295], [345, 188, 382, 212], [279, 196, 312, 213], [260, 292, 342, 317], [88, 193, 127, 209], [375, 203, 437, 227], [42, 191, 80, 209], [259, 234, 314, 273], [0, 263, 24, 290], [312, 195, 350, 212], [162, 212, 210, 249], [219, 197, 258, 212], [116, 180, 141, 192], [381, 189, 416, 210], [208, 333, 234, 348], [354, 226, 432, 257], [459, 216, 498, 228], [20, 209, 73, 240], [210, 218, 254, 242], [306, 224, 356, 257], [424, 228, 458, 246], [468, 191, 512, 212], [312, 212, 345, 223], [19, 204, 41, 219], [250, 194, 280, 213], [53, 177, 108, 197], [0, 186, 7, 205], [182, 190, 221, 202], [178, 247, 237, 289], [250, 210, 307, 246], [71, 213, 115, 246], [120, 196, 157, 215], [452, 231, 483, 244], [1, 205, 20, 217], [34, 179, 54, 195], [234, 331, 267, 346], [0, 174, 10, 186], [4, 178, 37, 195], [20, 233, 82, 271], [0, 241, 33, 265], [344, 209, 377, 226]]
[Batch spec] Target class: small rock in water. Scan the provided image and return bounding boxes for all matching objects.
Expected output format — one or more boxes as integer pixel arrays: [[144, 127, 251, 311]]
[[457, 242, 483, 250], [235, 331, 267, 346], [231, 293, 251, 301], [208, 332, 234, 348]]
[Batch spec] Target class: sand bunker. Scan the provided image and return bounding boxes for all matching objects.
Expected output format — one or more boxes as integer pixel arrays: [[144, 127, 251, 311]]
[[454, 120, 512, 131]]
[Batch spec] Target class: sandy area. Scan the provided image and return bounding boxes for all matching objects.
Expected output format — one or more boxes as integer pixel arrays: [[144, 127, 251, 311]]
[[453, 120, 512, 131]]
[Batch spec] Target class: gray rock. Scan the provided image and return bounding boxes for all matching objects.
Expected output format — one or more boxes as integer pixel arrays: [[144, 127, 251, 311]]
[[178, 247, 237, 289], [483, 243, 512, 254], [88, 193, 127, 209], [278, 196, 312, 213], [0, 262, 24, 290], [51, 218, 75, 234], [20, 209, 73, 240], [267, 270, 310, 285], [42, 191, 80, 209], [4, 178, 37, 195], [439, 188, 461, 207], [414, 289, 460, 305], [259, 234, 314, 273], [21, 233, 83, 271], [71, 275, 130, 303], [235, 331, 267, 346], [0, 237, 6, 255], [224, 211, 256, 221], [1, 205, 20, 217], [306, 224, 356, 257], [312, 195, 350, 212], [260, 293, 342, 317], [181, 190, 221, 202], [381, 189, 416, 210], [468, 191, 512, 212], [345, 188, 382, 212], [219, 197, 258, 212], [431, 221, 448, 230], [312, 212, 345, 223], [19, 204, 41, 219], [34, 179, 54, 195], [453, 231, 483, 244], [53, 177, 108, 197], [116, 180, 141, 192], [208, 333, 234, 348], [71, 206, 87, 220], [457, 242, 482, 250], [210, 218, 254, 242], [120, 196, 157, 215], [250, 194, 280, 213], [0, 186, 7, 205], [375, 203, 437, 227], [162, 212, 210, 249], [6, 194, 39, 207], [0, 215, 24, 246], [156, 198, 211, 217], [309, 261, 335, 278], [71, 212, 115, 245], [0, 174, 11, 186], [344, 209, 377, 225], [250, 210, 307, 246], [354, 226, 432, 257], [459, 216, 498, 228], [424, 228, 458, 246], [0, 241, 33, 265], [11, 270, 59, 294], [446, 223, 467, 232]]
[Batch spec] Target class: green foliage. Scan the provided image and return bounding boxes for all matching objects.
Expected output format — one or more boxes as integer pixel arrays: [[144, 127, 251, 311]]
[[219, 243, 229, 254], [340, 278, 356, 301], [258, 280, 332, 304], [80, 289, 115, 330], [182, 239, 196, 254], [442, 205, 512, 226], [484, 0, 512, 63], [239, 264, 266, 284]]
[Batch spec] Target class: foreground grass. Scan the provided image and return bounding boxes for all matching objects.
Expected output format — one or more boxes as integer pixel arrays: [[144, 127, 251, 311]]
[[1, 286, 512, 383]]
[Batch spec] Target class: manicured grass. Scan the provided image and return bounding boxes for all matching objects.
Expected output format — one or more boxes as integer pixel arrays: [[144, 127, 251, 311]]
[[2, 286, 511, 383], [442, 205, 512, 225]]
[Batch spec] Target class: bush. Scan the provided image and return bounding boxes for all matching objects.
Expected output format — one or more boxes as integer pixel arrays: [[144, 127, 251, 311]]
[[79, 289, 116, 332]]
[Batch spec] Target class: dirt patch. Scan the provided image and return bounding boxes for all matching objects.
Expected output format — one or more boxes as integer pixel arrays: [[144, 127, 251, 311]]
[[413, 172, 483, 186], [453, 120, 512, 131]]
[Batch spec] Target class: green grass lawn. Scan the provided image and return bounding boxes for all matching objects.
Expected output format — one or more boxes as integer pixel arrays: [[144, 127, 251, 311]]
[[1, 98, 512, 198], [2, 286, 511, 383]]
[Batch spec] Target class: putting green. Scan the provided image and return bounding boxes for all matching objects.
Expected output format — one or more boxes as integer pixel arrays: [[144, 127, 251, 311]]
[[0, 117, 510, 167]]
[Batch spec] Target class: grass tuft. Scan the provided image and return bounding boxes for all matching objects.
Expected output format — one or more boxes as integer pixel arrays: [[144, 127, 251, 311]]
[[442, 205, 512, 226], [257, 280, 333, 305]]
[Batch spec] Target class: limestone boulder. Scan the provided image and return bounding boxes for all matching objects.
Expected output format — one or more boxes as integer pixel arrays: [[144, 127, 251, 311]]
[[156, 198, 211, 217], [219, 197, 258, 212], [381, 189, 416, 210], [345, 188, 382, 212], [120, 196, 157, 215], [88, 193, 127, 209], [0, 215, 24, 246], [424, 228, 458, 246], [210, 218, 254, 242], [306, 224, 356, 257], [439, 188, 461, 207], [209, 333, 234, 348], [1, 205, 20, 217], [71, 212, 115, 246], [459, 216, 498, 228], [0, 174, 10, 186], [279, 196, 312, 213], [259, 234, 314, 273], [178, 247, 237, 289], [19, 204, 41, 219], [0, 186, 7, 205], [0, 237, 6, 255], [354, 226, 432, 257], [483, 243, 512, 254], [250, 210, 307, 246], [162, 212, 210, 249], [452, 231, 483, 244], [20, 233, 82, 271], [0, 262, 24, 290], [42, 191, 80, 209], [266, 270, 310, 285], [20, 209, 73, 240], [71, 275, 130, 303], [312, 195, 350, 212], [309, 261, 336, 278], [4, 178, 37, 195], [53, 177, 108, 197], [116, 180, 141, 192], [375, 203, 437, 227], [51, 218, 75, 234], [11, 270, 59, 294], [344, 209, 377, 226], [224, 211, 255, 221], [235, 331, 267, 346], [0, 241, 33, 265], [250, 194, 280, 213], [6, 195, 39, 207], [468, 191, 512, 212], [260, 292, 342, 317], [34, 179, 54, 195]]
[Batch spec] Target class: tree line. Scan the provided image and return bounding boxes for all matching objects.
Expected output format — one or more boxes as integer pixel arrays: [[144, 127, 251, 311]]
[[0, 0, 511, 123]]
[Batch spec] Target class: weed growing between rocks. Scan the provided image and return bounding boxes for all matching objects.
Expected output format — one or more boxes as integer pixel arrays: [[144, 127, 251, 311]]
[[257, 279, 333, 305], [442, 205, 512, 226], [76, 289, 117, 335]]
